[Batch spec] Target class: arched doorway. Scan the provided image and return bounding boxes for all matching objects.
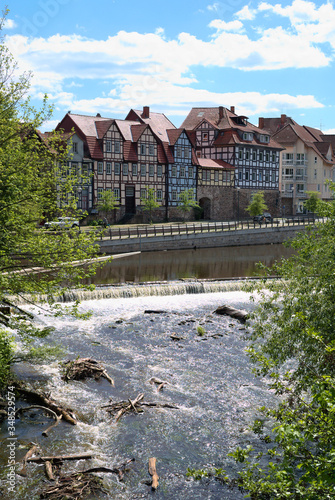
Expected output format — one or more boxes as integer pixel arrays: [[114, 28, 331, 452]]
[[199, 197, 211, 219]]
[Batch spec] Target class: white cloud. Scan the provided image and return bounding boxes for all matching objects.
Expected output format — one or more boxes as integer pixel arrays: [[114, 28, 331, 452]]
[[3, 18, 16, 29], [207, 3, 221, 12], [235, 6, 256, 21], [209, 19, 244, 32]]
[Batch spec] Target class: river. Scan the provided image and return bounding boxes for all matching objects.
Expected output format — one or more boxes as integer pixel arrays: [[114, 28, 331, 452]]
[[0, 244, 287, 499], [89, 243, 293, 284]]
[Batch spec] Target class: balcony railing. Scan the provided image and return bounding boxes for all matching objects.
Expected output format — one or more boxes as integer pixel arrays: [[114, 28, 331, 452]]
[[282, 174, 308, 181], [282, 159, 308, 166]]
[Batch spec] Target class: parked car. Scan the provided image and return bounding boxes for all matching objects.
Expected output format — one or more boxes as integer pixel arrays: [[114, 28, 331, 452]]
[[44, 217, 80, 229], [253, 213, 273, 223]]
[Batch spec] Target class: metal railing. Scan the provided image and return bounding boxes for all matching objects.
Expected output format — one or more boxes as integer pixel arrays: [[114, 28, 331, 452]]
[[96, 217, 318, 241]]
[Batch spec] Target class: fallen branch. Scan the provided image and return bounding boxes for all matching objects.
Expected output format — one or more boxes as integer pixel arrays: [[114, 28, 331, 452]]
[[61, 358, 114, 386], [19, 443, 39, 477], [14, 386, 77, 425], [16, 405, 62, 437], [27, 453, 93, 464], [115, 393, 144, 422], [149, 377, 168, 392], [45, 461, 55, 481], [148, 457, 159, 490]]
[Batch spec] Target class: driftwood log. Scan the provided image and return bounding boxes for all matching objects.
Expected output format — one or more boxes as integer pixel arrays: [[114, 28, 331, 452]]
[[214, 305, 249, 323], [19, 443, 39, 477], [27, 453, 94, 464], [102, 393, 179, 422], [61, 358, 114, 386], [149, 377, 168, 392], [148, 457, 159, 490], [14, 386, 77, 425]]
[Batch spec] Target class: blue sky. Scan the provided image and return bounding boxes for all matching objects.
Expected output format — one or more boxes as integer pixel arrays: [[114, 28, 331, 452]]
[[4, 0, 335, 132]]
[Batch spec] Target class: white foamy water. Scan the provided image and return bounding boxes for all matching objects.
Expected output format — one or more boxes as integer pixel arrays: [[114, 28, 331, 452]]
[[2, 289, 277, 500]]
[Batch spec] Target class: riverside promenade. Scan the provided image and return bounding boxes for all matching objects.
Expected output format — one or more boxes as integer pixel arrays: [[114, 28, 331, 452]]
[[96, 218, 316, 254]]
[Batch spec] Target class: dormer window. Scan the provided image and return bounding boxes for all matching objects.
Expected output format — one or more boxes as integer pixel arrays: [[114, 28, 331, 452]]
[[202, 132, 209, 141], [243, 132, 253, 141], [260, 134, 270, 143]]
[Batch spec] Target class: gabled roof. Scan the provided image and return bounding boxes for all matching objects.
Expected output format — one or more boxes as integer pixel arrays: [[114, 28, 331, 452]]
[[131, 123, 148, 143], [273, 122, 335, 166], [182, 106, 283, 150], [125, 107, 176, 142]]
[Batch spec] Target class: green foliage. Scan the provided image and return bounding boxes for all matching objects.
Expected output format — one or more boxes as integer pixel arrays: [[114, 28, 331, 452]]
[[246, 191, 268, 217], [0, 330, 14, 389], [179, 189, 200, 221], [304, 190, 320, 214], [96, 190, 119, 223], [196, 325, 206, 336], [231, 185, 335, 498], [0, 9, 102, 388], [140, 187, 160, 223]]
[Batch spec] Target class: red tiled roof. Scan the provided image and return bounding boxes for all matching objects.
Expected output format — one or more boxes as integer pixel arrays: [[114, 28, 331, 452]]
[[161, 141, 175, 164], [157, 143, 168, 164], [131, 124, 148, 142], [197, 158, 235, 169], [126, 108, 176, 142], [86, 137, 103, 159], [95, 119, 114, 139]]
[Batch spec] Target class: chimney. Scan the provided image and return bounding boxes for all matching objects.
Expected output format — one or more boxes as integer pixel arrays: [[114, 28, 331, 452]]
[[96, 113, 101, 117], [230, 106, 235, 114], [219, 106, 224, 120], [142, 106, 150, 118], [259, 117, 264, 129], [281, 114, 286, 125]]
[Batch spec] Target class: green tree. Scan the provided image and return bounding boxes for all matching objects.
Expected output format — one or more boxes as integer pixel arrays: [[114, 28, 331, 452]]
[[97, 189, 119, 224], [0, 9, 102, 388], [179, 188, 199, 221], [246, 191, 268, 217], [140, 187, 160, 223], [304, 190, 320, 215], [229, 186, 335, 498]]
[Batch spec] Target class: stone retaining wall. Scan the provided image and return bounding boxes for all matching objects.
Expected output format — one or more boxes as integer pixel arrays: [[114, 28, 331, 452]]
[[99, 225, 307, 254]]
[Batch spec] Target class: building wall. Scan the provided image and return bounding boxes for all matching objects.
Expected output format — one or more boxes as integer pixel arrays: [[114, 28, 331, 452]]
[[168, 131, 196, 205]]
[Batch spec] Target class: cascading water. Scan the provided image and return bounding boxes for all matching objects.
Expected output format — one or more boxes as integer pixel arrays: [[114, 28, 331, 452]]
[[0, 286, 278, 499]]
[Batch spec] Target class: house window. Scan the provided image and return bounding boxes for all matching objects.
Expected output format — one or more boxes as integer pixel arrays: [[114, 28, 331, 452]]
[[314, 157, 317, 164], [140, 144, 146, 155], [202, 132, 208, 141], [271, 172, 276, 182], [265, 152, 270, 162], [265, 172, 270, 182], [260, 134, 269, 143], [172, 190, 177, 201], [272, 153, 276, 162], [149, 164, 154, 176], [238, 171, 242, 180], [157, 165, 162, 177], [180, 167, 185, 177], [184, 147, 190, 158], [114, 187, 120, 199], [132, 163, 138, 176], [252, 172, 256, 181], [172, 166, 177, 177], [106, 162, 111, 175], [114, 162, 120, 175], [98, 162, 103, 174], [97, 187, 103, 199], [259, 152, 263, 161], [189, 167, 193, 178], [245, 171, 249, 181], [123, 163, 128, 176], [243, 132, 253, 141], [157, 189, 162, 201], [149, 144, 154, 155], [239, 150, 243, 159], [106, 140, 111, 152], [259, 172, 263, 182], [214, 170, 219, 182], [141, 164, 146, 176], [72, 142, 78, 153], [140, 188, 147, 199], [114, 141, 120, 154], [252, 151, 256, 161], [314, 169, 317, 179], [245, 150, 250, 160]]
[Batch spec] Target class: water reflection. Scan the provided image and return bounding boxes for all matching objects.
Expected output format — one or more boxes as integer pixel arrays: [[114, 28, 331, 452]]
[[90, 244, 293, 284]]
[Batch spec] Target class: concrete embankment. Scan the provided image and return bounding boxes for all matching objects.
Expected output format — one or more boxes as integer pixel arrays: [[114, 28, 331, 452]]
[[98, 224, 308, 254]]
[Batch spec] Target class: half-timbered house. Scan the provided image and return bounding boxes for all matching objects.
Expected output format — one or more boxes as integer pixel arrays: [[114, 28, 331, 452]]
[[181, 106, 283, 219]]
